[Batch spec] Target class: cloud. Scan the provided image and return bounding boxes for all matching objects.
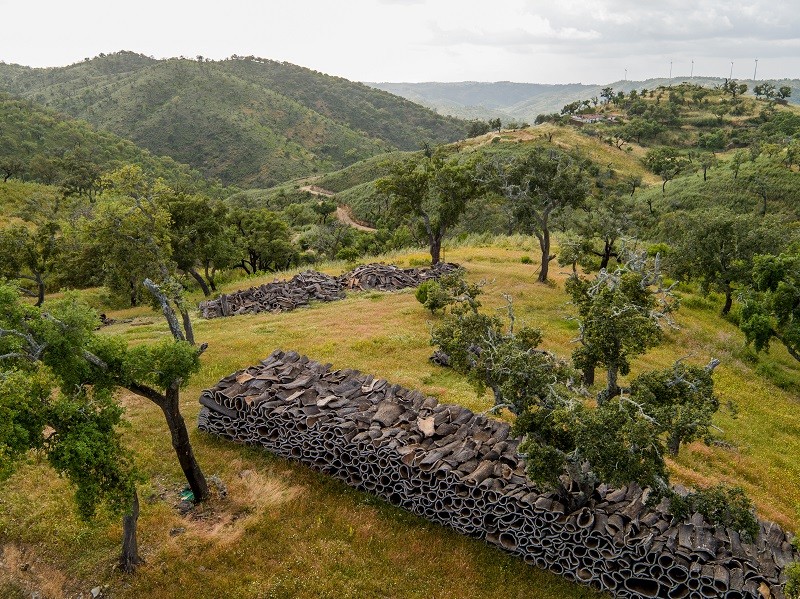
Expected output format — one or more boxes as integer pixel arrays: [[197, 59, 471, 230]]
[[0, 0, 797, 83], [400, 0, 799, 80]]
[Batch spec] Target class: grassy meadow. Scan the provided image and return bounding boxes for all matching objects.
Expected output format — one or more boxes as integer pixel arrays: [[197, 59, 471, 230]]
[[1, 238, 799, 598]]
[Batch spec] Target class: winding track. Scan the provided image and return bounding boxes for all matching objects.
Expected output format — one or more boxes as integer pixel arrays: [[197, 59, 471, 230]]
[[300, 185, 377, 232]]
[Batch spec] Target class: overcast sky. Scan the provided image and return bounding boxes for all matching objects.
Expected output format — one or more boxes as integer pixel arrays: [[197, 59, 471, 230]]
[[1, 0, 798, 84]]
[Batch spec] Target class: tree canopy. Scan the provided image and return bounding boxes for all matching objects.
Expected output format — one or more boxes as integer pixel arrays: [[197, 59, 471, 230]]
[[485, 148, 590, 282], [740, 251, 800, 363], [664, 211, 787, 314], [567, 250, 678, 399], [377, 150, 481, 265]]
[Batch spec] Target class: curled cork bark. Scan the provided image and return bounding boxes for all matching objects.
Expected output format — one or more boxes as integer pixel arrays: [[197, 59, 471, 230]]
[[199, 263, 458, 318], [198, 350, 797, 599]]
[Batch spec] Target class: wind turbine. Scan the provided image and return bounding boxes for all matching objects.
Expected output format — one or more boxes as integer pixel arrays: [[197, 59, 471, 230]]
[[753, 59, 758, 81]]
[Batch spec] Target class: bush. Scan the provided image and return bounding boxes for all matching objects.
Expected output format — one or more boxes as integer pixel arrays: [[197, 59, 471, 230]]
[[520, 255, 533, 264], [668, 484, 759, 541], [415, 269, 482, 314], [785, 562, 800, 599], [415, 280, 450, 314], [335, 246, 361, 263]]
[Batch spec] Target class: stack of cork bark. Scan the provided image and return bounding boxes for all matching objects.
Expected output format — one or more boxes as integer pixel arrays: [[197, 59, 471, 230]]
[[198, 350, 797, 599], [199, 263, 458, 319], [339, 262, 458, 292], [198, 271, 343, 318]]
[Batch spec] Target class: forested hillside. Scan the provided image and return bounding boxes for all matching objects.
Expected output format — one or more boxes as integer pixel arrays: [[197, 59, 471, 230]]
[[0, 52, 468, 187], [305, 82, 799, 226], [0, 94, 218, 194]]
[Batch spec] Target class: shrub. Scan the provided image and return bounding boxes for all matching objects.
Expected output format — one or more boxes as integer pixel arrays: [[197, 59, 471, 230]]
[[520, 255, 533, 264], [415, 280, 450, 314], [335, 246, 361, 263], [415, 269, 482, 314], [785, 562, 800, 599], [668, 484, 759, 541]]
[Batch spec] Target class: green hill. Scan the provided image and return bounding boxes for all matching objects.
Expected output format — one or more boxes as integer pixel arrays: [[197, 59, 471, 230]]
[[0, 52, 468, 187], [0, 93, 217, 194], [235, 83, 799, 258]]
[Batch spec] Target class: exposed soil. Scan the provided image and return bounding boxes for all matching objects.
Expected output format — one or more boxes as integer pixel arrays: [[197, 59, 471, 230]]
[[298, 185, 376, 232], [298, 185, 334, 197], [0, 543, 69, 599], [335, 205, 376, 232]]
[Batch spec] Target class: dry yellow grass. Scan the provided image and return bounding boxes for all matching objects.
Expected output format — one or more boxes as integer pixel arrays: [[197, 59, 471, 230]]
[[459, 125, 659, 187]]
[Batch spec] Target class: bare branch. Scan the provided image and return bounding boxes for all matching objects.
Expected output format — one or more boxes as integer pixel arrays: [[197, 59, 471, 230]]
[[82, 349, 108, 369], [0, 327, 45, 360], [0, 352, 33, 362], [143, 278, 185, 342]]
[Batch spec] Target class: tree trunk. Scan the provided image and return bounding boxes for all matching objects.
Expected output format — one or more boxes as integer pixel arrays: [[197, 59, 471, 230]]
[[722, 284, 733, 315], [179, 307, 195, 346], [667, 434, 681, 457], [782, 338, 800, 363], [188, 268, 211, 297], [35, 272, 45, 307], [119, 489, 141, 573], [161, 383, 209, 501], [599, 241, 614, 270], [703, 167, 708, 182], [600, 366, 620, 405], [205, 264, 217, 292], [537, 228, 551, 283], [144, 279, 185, 342], [429, 233, 442, 266], [582, 363, 595, 386], [129, 279, 138, 307]]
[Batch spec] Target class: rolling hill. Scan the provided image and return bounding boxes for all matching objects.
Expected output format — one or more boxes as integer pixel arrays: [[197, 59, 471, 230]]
[[368, 77, 800, 122], [0, 52, 468, 188], [0, 93, 217, 194]]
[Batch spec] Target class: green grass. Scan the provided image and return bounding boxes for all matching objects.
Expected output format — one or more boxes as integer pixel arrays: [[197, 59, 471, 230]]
[[3, 239, 800, 598]]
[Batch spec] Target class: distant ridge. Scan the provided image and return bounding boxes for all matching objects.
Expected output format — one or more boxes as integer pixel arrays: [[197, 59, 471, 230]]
[[367, 77, 800, 121], [0, 52, 468, 188]]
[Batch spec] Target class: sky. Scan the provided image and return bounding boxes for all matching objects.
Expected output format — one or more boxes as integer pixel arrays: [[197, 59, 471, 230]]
[[1, 0, 798, 84]]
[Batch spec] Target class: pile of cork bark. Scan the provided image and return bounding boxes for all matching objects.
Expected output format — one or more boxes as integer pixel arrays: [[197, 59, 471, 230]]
[[339, 262, 456, 292], [198, 350, 797, 599], [199, 263, 458, 318]]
